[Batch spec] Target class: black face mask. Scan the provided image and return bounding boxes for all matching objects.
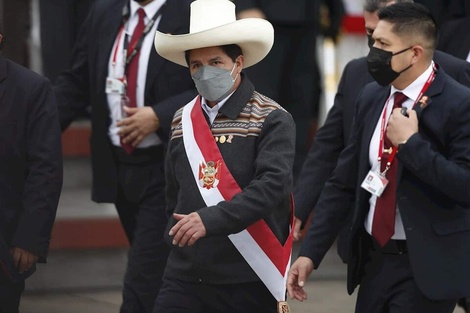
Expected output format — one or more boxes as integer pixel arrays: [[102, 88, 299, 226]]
[[367, 46, 413, 86], [133, 0, 147, 3], [367, 34, 374, 49]]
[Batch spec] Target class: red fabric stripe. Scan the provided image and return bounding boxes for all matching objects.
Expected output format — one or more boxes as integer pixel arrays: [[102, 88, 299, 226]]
[[190, 98, 292, 274], [342, 15, 366, 34]]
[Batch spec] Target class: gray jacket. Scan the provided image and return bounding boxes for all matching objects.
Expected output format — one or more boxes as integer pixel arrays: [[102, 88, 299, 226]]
[[164, 77, 295, 284]]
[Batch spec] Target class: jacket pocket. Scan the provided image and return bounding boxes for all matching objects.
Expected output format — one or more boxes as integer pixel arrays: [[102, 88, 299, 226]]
[[432, 217, 470, 236]]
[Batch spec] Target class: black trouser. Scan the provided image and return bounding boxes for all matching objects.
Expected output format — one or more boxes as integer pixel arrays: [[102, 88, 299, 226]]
[[153, 274, 277, 313], [113, 146, 171, 313], [355, 239, 457, 313], [0, 272, 24, 313]]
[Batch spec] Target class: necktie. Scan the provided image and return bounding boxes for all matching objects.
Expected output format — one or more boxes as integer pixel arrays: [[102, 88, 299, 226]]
[[121, 8, 146, 154], [372, 92, 407, 247]]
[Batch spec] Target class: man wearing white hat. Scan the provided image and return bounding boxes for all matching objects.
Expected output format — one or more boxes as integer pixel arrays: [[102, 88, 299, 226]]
[[153, 0, 295, 312]]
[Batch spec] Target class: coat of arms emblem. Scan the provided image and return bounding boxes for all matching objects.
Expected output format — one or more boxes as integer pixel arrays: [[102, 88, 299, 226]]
[[199, 160, 221, 189]]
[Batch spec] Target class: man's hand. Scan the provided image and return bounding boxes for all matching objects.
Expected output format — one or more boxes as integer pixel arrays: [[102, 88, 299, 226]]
[[386, 108, 418, 147], [293, 217, 303, 241], [117, 106, 160, 147], [10, 247, 38, 273], [287, 256, 314, 301], [169, 213, 207, 247], [237, 8, 266, 19]]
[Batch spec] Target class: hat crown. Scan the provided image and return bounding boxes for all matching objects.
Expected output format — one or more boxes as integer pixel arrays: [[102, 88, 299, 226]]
[[190, 0, 236, 33]]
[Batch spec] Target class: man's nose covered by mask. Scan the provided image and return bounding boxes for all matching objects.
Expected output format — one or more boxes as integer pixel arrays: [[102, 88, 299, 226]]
[[367, 46, 413, 86], [192, 63, 238, 102]]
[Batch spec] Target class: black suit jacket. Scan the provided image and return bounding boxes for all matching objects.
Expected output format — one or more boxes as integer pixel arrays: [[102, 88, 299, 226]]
[[299, 66, 470, 301], [0, 57, 62, 264], [438, 16, 470, 61], [54, 0, 196, 203], [295, 50, 470, 230]]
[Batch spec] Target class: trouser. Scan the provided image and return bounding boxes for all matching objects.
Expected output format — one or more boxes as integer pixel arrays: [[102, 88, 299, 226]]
[[0, 271, 24, 313], [153, 274, 277, 313], [113, 146, 171, 313], [355, 239, 457, 313]]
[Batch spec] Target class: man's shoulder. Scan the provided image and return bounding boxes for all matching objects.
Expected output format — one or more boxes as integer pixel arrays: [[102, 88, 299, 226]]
[[2, 57, 50, 88], [434, 50, 469, 70], [92, 0, 124, 12], [341, 56, 370, 87], [250, 91, 287, 115], [344, 57, 367, 71]]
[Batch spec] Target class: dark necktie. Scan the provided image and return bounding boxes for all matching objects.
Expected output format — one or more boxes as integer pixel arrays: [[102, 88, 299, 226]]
[[121, 8, 146, 154], [372, 92, 408, 247]]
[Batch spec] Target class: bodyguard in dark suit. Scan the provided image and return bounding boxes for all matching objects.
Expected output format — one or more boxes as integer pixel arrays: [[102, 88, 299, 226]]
[[293, 0, 470, 264], [0, 34, 62, 312], [288, 3, 470, 312], [438, 15, 470, 62], [54, 0, 195, 312], [234, 0, 345, 178]]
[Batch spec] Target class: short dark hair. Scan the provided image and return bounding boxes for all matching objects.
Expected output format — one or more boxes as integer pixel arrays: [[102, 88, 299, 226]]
[[378, 3, 437, 53], [363, 0, 413, 13], [184, 44, 243, 66]]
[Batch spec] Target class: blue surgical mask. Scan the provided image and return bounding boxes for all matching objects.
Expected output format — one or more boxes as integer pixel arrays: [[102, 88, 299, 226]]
[[192, 63, 238, 102]]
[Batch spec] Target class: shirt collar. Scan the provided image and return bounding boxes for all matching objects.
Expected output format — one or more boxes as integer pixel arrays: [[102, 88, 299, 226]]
[[130, 0, 166, 21], [201, 90, 235, 115], [390, 61, 435, 102]]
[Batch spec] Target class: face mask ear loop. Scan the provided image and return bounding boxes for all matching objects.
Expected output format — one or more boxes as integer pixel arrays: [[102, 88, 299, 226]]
[[392, 46, 413, 56], [230, 62, 239, 83]]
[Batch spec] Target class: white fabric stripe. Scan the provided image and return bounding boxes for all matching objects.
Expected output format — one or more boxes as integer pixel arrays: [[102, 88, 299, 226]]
[[181, 98, 286, 301], [228, 230, 288, 300]]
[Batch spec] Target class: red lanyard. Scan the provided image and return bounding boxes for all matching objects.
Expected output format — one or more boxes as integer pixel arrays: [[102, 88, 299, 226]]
[[110, 5, 165, 78], [377, 65, 436, 176], [111, 25, 126, 72]]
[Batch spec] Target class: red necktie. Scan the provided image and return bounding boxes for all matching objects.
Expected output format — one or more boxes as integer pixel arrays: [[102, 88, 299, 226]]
[[372, 92, 407, 247], [121, 8, 146, 154]]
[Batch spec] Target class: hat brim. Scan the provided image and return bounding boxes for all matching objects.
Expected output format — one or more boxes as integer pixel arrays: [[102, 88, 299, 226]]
[[154, 18, 274, 68]]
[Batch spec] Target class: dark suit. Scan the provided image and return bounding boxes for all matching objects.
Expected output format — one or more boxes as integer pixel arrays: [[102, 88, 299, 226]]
[[294, 50, 470, 262], [54, 0, 195, 312], [0, 56, 62, 313], [234, 0, 345, 178], [299, 66, 470, 311], [438, 16, 470, 61], [40, 0, 96, 83]]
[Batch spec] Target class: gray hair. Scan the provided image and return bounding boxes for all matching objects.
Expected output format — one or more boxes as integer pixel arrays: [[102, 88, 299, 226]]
[[363, 0, 413, 13]]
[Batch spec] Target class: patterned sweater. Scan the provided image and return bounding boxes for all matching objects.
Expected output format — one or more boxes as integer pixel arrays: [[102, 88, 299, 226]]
[[164, 76, 296, 284]]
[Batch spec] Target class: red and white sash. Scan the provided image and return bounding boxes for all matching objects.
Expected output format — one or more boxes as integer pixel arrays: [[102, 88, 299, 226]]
[[181, 96, 294, 301]]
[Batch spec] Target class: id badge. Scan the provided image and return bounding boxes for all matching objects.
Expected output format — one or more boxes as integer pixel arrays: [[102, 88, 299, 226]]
[[361, 170, 389, 197], [105, 77, 126, 95]]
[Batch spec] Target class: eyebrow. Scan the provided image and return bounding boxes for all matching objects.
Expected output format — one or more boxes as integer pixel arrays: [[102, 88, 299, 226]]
[[189, 56, 223, 66]]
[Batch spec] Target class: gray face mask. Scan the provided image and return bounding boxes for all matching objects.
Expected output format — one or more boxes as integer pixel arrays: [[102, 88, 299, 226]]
[[192, 63, 238, 102]]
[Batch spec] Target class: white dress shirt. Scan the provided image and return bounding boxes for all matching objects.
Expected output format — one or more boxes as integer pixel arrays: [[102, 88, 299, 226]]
[[201, 91, 235, 124], [107, 0, 166, 148], [365, 61, 435, 240]]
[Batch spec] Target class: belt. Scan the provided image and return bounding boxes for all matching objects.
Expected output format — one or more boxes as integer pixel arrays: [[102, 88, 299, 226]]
[[373, 239, 408, 255], [112, 145, 164, 165]]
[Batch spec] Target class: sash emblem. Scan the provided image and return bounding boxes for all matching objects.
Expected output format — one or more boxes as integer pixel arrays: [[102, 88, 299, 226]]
[[199, 160, 221, 189], [277, 301, 291, 313]]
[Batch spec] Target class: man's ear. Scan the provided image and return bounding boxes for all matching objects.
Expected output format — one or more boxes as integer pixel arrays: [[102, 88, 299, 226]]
[[235, 55, 245, 73], [411, 45, 424, 65]]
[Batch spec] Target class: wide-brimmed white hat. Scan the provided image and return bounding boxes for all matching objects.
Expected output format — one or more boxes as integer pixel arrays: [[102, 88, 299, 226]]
[[154, 0, 274, 68]]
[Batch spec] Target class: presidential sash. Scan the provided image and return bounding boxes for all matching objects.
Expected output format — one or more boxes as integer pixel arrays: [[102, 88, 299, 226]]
[[181, 96, 294, 309]]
